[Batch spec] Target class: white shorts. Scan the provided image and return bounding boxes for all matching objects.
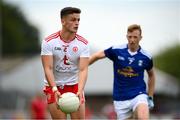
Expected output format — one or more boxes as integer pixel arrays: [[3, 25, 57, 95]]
[[113, 94, 148, 120]]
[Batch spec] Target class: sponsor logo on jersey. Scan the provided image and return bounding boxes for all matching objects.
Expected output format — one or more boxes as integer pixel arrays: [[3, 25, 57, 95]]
[[117, 66, 139, 77], [118, 56, 125, 61], [54, 47, 62, 50], [55, 65, 71, 72]]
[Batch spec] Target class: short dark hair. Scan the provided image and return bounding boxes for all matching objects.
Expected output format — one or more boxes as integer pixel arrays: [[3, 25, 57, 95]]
[[60, 7, 81, 19], [127, 24, 142, 35]]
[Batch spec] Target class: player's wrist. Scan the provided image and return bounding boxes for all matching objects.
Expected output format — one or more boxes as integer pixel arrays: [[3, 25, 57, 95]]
[[77, 89, 83, 94], [52, 86, 58, 92], [148, 96, 153, 100], [148, 96, 154, 109]]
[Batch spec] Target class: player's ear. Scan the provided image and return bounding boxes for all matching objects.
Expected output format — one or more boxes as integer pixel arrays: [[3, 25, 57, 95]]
[[126, 34, 128, 40], [140, 35, 142, 40], [61, 18, 66, 26]]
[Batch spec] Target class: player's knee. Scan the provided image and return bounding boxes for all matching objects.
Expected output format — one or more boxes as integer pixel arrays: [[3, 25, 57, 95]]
[[135, 104, 149, 119]]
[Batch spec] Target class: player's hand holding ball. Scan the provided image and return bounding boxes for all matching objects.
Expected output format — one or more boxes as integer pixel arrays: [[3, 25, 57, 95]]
[[76, 91, 84, 105], [148, 96, 154, 110], [52, 86, 61, 106], [57, 92, 80, 114]]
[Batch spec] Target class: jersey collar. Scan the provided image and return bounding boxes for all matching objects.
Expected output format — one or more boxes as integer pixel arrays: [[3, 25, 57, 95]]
[[126, 44, 141, 56], [59, 31, 76, 43]]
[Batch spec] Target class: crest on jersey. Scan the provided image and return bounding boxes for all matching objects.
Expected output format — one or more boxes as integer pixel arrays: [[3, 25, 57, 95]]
[[73, 46, 78, 52], [63, 55, 70, 65], [138, 60, 143, 66]]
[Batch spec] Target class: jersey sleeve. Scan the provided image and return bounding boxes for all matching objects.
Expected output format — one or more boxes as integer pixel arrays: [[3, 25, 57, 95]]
[[146, 58, 153, 71], [104, 47, 115, 61], [80, 44, 90, 57], [41, 40, 53, 55]]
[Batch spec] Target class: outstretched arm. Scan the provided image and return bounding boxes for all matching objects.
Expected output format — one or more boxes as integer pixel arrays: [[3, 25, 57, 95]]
[[89, 50, 106, 65]]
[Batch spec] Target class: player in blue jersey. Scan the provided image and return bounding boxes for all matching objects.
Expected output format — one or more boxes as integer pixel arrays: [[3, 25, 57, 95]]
[[89, 24, 155, 120]]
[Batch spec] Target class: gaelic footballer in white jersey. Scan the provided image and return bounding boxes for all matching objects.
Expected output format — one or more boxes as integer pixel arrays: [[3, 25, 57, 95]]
[[41, 31, 89, 86]]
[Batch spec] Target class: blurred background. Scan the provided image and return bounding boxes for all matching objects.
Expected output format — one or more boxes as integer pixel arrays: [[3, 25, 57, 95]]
[[0, 0, 180, 119]]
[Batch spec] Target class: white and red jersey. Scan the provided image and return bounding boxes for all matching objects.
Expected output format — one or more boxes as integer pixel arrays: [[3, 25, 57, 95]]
[[41, 31, 89, 86]]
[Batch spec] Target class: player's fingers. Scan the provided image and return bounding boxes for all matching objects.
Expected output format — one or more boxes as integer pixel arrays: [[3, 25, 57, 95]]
[[76, 91, 80, 97], [56, 102, 59, 109], [76, 91, 84, 105], [55, 92, 61, 109], [79, 93, 84, 105], [54, 91, 61, 102], [57, 92, 61, 98]]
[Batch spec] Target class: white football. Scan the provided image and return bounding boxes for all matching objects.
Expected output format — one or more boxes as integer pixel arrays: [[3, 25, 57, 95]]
[[58, 92, 80, 113]]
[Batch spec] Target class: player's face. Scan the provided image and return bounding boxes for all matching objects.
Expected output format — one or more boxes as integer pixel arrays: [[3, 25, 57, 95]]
[[61, 13, 80, 33], [126, 29, 142, 51]]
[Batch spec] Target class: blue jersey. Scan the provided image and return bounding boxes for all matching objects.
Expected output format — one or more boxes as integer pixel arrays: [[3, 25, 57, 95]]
[[104, 44, 153, 101]]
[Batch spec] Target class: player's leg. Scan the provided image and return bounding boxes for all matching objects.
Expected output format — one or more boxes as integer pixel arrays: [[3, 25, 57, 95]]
[[113, 100, 132, 120], [70, 101, 85, 119], [79, 102, 85, 119], [134, 103, 149, 119], [70, 92, 85, 119], [48, 103, 67, 119], [132, 94, 149, 119], [43, 86, 67, 119]]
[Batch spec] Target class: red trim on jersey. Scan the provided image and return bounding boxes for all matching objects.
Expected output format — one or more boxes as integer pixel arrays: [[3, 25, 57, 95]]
[[45, 31, 60, 42], [76, 34, 88, 45], [59, 31, 75, 43]]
